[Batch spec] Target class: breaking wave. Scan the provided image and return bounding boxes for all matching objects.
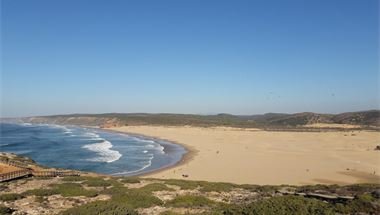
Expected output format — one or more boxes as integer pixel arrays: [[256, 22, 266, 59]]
[[82, 137, 122, 163]]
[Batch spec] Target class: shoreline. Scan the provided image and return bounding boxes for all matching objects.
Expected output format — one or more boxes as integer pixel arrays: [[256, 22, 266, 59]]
[[0, 123, 191, 178], [103, 128, 198, 178], [2, 122, 379, 185]]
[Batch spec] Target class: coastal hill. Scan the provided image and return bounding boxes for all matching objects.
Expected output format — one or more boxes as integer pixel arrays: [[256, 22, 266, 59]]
[[20, 110, 380, 129]]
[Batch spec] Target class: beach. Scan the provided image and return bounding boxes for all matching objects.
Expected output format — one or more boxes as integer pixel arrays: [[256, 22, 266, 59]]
[[109, 126, 380, 185]]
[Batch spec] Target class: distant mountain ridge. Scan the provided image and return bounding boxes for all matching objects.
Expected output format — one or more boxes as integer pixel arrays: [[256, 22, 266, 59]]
[[18, 110, 380, 129]]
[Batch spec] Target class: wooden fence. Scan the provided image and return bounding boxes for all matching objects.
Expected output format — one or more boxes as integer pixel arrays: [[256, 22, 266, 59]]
[[0, 158, 80, 182], [0, 170, 32, 182], [0, 158, 30, 169], [33, 171, 80, 177]]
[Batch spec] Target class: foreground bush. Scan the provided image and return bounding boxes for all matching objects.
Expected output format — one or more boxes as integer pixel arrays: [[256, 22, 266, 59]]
[[166, 195, 216, 208], [83, 178, 112, 187], [137, 183, 174, 193], [120, 177, 140, 184], [163, 179, 200, 190], [0, 193, 24, 201], [0, 204, 14, 214], [23, 188, 58, 196], [60, 201, 137, 215], [334, 193, 379, 214], [24, 183, 98, 198], [163, 179, 236, 192], [102, 187, 163, 208], [243, 195, 334, 215], [52, 183, 98, 197], [198, 181, 235, 193]]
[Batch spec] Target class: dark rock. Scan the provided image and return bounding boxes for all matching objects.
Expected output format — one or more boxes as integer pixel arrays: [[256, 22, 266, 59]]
[[371, 189, 380, 199]]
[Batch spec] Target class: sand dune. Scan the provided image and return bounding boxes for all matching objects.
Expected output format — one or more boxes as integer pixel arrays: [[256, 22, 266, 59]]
[[109, 126, 380, 185]]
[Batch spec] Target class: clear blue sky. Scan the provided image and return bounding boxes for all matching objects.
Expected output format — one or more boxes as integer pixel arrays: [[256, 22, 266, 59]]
[[1, 0, 379, 117]]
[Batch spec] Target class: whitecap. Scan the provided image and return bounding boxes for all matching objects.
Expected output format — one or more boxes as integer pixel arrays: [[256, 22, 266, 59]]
[[130, 137, 155, 144], [83, 132, 100, 138], [82, 139, 122, 163], [111, 159, 153, 175], [156, 145, 165, 154]]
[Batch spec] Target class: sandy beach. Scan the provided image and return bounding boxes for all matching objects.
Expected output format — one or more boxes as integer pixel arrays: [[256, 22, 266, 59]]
[[109, 126, 380, 185]]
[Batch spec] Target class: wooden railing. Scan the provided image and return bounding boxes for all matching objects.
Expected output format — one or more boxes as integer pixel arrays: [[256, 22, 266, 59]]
[[33, 171, 80, 177], [0, 158, 80, 182], [0, 169, 32, 182], [0, 158, 30, 169]]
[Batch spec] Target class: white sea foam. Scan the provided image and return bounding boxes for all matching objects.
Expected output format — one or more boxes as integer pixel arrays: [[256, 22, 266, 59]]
[[130, 137, 155, 144], [82, 139, 122, 163], [111, 154, 154, 175], [146, 144, 164, 153], [143, 150, 148, 153], [156, 145, 165, 154], [84, 132, 100, 138]]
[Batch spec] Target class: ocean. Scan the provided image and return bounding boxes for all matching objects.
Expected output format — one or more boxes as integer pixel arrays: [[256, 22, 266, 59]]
[[0, 123, 186, 176]]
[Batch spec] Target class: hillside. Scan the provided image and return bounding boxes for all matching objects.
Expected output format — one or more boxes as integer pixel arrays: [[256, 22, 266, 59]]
[[18, 110, 380, 129]]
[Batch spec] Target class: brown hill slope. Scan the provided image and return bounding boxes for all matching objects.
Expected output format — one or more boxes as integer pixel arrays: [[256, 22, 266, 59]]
[[17, 110, 380, 128]]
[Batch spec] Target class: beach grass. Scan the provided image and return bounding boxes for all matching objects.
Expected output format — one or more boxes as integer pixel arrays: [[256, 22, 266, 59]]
[[60, 201, 138, 215], [136, 183, 174, 193], [163, 179, 200, 190], [0, 193, 24, 201], [23, 183, 98, 198], [101, 186, 163, 208], [165, 195, 216, 208], [120, 177, 141, 184], [23, 188, 58, 196], [83, 178, 112, 187]]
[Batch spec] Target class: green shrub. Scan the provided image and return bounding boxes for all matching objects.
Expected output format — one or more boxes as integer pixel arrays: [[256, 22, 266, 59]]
[[120, 177, 140, 184], [230, 195, 334, 215], [198, 181, 235, 193], [343, 183, 380, 193], [166, 195, 215, 208], [0, 204, 14, 215], [164, 179, 236, 192], [334, 194, 379, 214], [61, 176, 88, 182], [113, 189, 163, 208], [102, 186, 163, 208], [106, 179, 124, 188], [0, 193, 24, 201], [164, 179, 199, 190], [137, 183, 174, 193], [60, 201, 137, 215], [51, 183, 98, 197], [83, 178, 112, 187], [296, 184, 339, 193], [239, 184, 278, 193], [23, 188, 58, 196]]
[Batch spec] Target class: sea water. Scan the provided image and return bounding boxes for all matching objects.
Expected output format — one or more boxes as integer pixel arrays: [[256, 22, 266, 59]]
[[0, 123, 186, 176]]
